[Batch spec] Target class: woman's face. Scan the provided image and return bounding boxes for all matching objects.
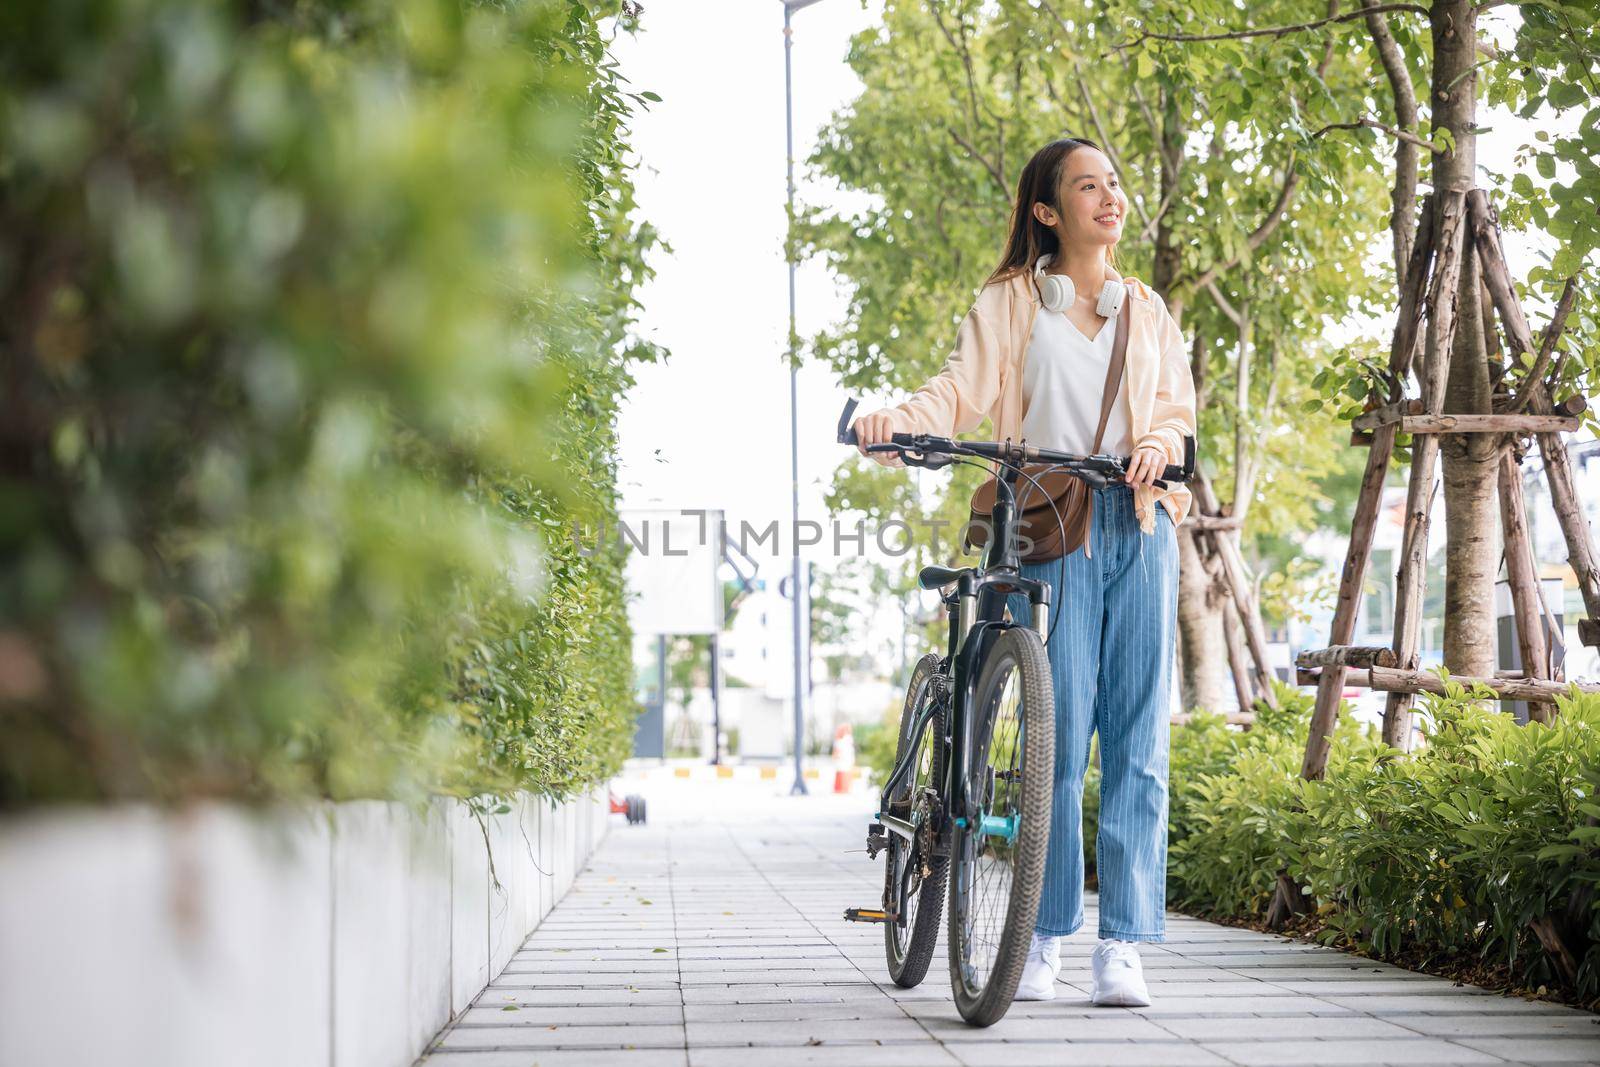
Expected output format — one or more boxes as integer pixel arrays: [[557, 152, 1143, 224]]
[[1035, 146, 1126, 249]]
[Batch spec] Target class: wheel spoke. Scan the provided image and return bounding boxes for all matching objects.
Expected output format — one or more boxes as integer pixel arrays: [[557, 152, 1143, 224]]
[[956, 652, 1030, 998], [884, 659, 947, 987]]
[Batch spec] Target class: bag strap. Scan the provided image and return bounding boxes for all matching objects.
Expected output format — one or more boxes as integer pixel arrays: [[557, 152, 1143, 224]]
[[1090, 297, 1131, 453]]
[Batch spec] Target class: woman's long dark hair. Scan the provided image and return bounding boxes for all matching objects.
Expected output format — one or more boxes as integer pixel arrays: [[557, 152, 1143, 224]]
[[984, 137, 1121, 290]]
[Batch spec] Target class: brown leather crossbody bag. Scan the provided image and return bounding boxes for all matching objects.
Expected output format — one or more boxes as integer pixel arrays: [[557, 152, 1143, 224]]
[[965, 297, 1130, 563]]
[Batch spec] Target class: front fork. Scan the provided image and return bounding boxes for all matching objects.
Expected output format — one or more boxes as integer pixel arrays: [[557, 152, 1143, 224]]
[[873, 573, 1048, 875], [951, 573, 1048, 843]]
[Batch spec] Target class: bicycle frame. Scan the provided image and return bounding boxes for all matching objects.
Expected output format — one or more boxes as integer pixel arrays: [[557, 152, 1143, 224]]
[[875, 461, 1050, 881]]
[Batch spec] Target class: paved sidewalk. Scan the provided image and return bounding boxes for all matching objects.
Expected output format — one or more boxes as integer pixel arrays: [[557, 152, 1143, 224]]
[[417, 775, 1600, 1066]]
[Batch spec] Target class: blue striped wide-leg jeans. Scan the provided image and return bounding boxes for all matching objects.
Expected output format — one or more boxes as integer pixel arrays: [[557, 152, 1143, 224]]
[[1003, 481, 1178, 941]]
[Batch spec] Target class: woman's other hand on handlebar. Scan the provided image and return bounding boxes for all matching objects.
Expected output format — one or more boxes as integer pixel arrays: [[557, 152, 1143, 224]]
[[1124, 445, 1167, 487], [853, 410, 906, 468]]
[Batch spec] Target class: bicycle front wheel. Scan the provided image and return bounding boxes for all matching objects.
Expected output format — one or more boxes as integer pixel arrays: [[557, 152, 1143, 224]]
[[947, 625, 1055, 1026]]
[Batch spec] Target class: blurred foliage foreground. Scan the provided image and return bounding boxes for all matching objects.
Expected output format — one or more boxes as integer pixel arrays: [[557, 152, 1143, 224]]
[[0, 0, 664, 808]]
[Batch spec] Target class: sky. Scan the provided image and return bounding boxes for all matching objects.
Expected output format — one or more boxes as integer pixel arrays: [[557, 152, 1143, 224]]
[[609, 0, 886, 581], [606, 2, 1574, 601]]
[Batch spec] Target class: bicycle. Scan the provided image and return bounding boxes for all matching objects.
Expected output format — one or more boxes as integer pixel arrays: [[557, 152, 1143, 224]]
[[835, 398, 1195, 1026]]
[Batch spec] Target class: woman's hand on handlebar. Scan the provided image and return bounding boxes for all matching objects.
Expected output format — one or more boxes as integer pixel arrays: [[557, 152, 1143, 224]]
[[1124, 445, 1168, 488], [852, 409, 905, 468]]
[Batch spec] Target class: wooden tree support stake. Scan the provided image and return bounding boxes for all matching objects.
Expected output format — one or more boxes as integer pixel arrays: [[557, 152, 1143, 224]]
[[1498, 444, 1553, 724], [1193, 469, 1278, 710], [1351, 398, 1423, 431], [1399, 413, 1578, 434], [1185, 514, 1245, 533], [1295, 645, 1398, 669], [1302, 192, 1442, 781], [1382, 189, 1469, 751], [1468, 188, 1600, 648], [1297, 663, 1599, 702]]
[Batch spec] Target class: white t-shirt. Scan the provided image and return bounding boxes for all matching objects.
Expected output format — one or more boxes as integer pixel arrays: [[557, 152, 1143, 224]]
[[1019, 306, 1132, 458]]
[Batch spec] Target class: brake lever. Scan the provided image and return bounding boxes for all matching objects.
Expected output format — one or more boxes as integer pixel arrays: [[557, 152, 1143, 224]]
[[867, 442, 953, 470], [1076, 469, 1111, 490]]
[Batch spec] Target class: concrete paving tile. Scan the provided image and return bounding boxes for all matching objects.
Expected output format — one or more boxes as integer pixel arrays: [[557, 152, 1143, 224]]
[[918, 1013, 1174, 1042], [1127, 995, 1356, 1016], [485, 972, 682, 988], [1452, 1037, 1600, 1062], [1155, 1015, 1421, 1041], [684, 1016, 932, 1046], [459, 1004, 683, 1027], [679, 984, 850, 1005], [1198, 1037, 1509, 1064], [438, 1023, 687, 1050], [1274, 979, 1497, 996], [688, 1042, 962, 1066], [682, 1000, 908, 1023], [676, 968, 864, 985], [422, 1050, 688, 1066], [477, 986, 682, 1006], [1388, 1013, 1600, 1038], [949, 1041, 1230, 1066], [1319, 994, 1580, 1014], [501, 959, 681, 973]]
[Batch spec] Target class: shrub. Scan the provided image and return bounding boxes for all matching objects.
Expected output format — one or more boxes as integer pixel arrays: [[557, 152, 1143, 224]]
[[1161, 678, 1600, 1001]]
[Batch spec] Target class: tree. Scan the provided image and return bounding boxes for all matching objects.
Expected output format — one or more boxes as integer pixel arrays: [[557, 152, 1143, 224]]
[[797, 0, 1392, 711], [1143, 1, 1600, 715]]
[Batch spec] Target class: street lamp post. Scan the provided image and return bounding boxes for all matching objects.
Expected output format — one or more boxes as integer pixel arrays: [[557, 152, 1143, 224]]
[[782, 0, 826, 795]]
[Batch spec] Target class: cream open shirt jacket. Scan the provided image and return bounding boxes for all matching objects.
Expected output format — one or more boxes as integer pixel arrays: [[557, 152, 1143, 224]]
[[889, 260, 1198, 540]]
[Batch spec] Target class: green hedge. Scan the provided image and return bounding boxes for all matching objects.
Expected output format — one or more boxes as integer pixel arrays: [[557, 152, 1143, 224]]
[[1086, 685, 1600, 1000], [0, 0, 658, 808]]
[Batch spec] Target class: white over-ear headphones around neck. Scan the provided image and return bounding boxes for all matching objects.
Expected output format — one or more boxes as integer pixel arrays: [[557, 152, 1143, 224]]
[[1034, 254, 1126, 318]]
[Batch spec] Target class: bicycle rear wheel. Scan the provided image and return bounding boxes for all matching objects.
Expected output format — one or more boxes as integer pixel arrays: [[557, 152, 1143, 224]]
[[947, 625, 1055, 1026], [883, 654, 949, 988]]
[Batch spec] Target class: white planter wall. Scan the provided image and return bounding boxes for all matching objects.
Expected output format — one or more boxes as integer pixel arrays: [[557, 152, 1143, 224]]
[[0, 784, 612, 1067]]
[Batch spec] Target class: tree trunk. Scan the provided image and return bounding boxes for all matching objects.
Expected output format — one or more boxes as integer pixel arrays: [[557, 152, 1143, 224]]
[[1153, 86, 1226, 713], [1434, 0, 1497, 678], [1441, 238, 1500, 676], [1177, 528, 1226, 713]]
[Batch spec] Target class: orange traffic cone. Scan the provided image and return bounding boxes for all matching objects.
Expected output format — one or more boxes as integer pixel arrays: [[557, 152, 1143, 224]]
[[831, 723, 856, 794]]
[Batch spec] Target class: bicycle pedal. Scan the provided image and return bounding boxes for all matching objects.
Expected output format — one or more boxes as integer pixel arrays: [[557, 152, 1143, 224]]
[[844, 906, 893, 924]]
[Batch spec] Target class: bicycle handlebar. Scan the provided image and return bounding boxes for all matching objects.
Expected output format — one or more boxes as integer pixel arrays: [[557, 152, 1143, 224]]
[[834, 398, 1196, 488]]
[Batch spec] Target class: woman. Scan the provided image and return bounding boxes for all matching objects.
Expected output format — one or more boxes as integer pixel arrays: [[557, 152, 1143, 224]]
[[851, 137, 1196, 1008]]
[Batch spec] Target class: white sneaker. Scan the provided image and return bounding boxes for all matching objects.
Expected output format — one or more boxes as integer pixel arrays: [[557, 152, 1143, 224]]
[[1090, 939, 1150, 1007], [1013, 932, 1061, 1000]]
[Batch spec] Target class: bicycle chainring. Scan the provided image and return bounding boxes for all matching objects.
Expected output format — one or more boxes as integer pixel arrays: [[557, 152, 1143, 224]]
[[913, 786, 939, 881]]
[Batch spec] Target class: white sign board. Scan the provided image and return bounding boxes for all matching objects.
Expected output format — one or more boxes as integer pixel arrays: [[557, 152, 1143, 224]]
[[764, 574, 810, 702], [622, 508, 723, 636]]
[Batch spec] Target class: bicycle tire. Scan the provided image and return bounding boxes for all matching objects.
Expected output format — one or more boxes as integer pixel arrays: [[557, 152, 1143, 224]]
[[883, 654, 949, 988], [947, 625, 1055, 1026]]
